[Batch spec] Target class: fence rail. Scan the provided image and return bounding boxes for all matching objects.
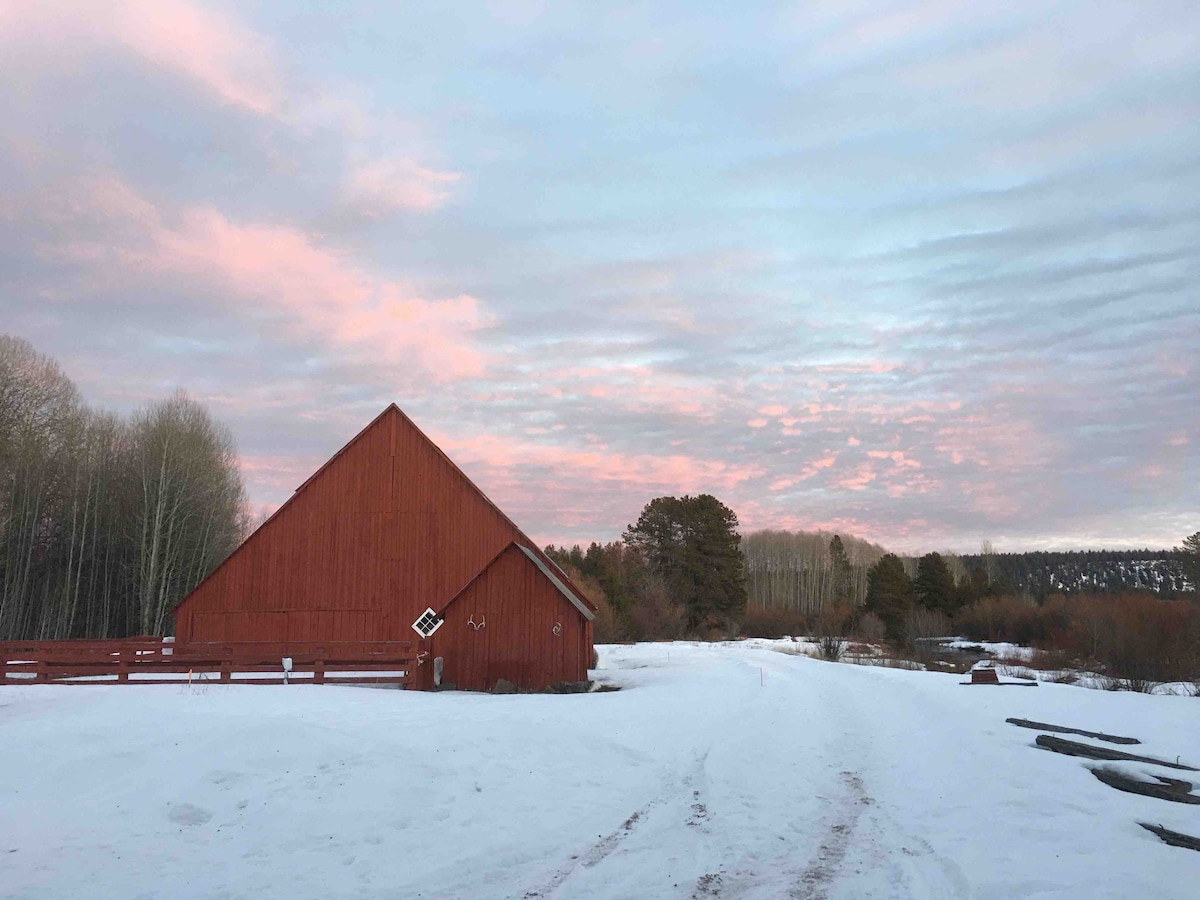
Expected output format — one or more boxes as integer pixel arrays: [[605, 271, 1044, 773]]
[[0, 639, 413, 686]]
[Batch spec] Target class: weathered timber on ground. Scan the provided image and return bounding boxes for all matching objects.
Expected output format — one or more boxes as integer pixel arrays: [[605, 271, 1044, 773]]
[[1034, 735, 1197, 771], [1090, 768, 1199, 804], [1006, 717, 1140, 744], [1139, 823, 1200, 851]]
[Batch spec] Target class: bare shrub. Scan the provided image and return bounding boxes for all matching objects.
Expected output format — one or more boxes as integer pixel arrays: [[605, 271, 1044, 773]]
[[1071, 594, 1197, 686], [627, 574, 685, 641], [904, 607, 951, 661], [1121, 675, 1158, 694], [817, 635, 844, 661], [878, 657, 924, 671], [815, 602, 854, 661], [955, 591, 1200, 689], [738, 605, 809, 639], [954, 594, 1046, 644], [854, 612, 887, 642], [1047, 670, 1080, 685]]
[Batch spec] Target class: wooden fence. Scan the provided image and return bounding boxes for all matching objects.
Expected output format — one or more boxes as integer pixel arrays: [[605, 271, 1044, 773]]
[[0, 639, 413, 686]]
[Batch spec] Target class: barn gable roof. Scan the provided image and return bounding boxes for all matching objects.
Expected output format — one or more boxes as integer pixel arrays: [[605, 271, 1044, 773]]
[[437, 541, 596, 621], [172, 404, 594, 618]]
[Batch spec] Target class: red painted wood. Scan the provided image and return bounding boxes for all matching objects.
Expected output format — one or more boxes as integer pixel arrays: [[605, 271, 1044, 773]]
[[0, 640, 412, 685], [170, 405, 593, 690], [428, 544, 588, 691]]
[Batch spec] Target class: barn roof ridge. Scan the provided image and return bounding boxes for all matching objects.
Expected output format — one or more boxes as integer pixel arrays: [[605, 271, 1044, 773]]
[[437, 540, 596, 622], [172, 403, 595, 620], [380, 404, 594, 614]]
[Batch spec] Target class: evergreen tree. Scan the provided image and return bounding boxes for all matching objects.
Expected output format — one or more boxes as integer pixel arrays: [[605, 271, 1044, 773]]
[[864, 553, 913, 638], [913, 552, 958, 614], [1179, 531, 1200, 594], [624, 494, 746, 632], [957, 566, 990, 606], [829, 534, 853, 606]]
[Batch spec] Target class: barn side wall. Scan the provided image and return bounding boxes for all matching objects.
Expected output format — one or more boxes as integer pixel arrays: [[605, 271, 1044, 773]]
[[175, 409, 532, 643], [432, 547, 589, 692]]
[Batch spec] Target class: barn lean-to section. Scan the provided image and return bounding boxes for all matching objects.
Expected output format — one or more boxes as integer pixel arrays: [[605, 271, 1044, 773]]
[[172, 405, 595, 690], [422, 543, 594, 691]]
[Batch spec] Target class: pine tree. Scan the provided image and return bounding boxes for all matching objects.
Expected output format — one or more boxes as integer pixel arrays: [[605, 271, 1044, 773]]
[[624, 494, 746, 632], [1179, 531, 1200, 594], [864, 553, 913, 638], [913, 552, 958, 614], [829, 535, 853, 606]]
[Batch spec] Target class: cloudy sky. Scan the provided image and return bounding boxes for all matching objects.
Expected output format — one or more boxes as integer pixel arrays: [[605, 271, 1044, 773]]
[[2, 1, 1197, 553]]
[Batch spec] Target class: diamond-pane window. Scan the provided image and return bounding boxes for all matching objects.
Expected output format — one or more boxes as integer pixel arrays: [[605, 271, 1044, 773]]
[[412, 607, 444, 638]]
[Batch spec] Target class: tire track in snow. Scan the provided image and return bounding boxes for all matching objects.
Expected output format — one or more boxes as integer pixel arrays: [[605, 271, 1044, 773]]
[[790, 770, 871, 900], [523, 805, 652, 898], [526, 750, 716, 898]]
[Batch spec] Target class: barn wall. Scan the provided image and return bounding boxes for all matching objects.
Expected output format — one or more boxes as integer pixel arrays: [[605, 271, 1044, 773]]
[[175, 407, 569, 644], [432, 546, 588, 692]]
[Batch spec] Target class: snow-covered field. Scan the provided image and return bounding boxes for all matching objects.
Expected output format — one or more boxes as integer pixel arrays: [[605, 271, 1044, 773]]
[[3, 641, 1198, 899]]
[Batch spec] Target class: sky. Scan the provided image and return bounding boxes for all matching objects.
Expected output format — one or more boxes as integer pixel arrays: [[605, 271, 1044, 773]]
[[1, 1, 1197, 554]]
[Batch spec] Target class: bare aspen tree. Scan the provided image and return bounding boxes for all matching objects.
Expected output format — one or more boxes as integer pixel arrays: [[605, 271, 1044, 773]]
[[0, 335, 247, 640], [981, 540, 997, 586], [130, 391, 245, 635], [741, 529, 886, 615]]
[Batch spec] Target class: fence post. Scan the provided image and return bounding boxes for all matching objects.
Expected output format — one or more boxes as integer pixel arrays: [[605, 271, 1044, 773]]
[[36, 658, 47, 684], [0, 648, 6, 685], [314, 659, 325, 685], [220, 659, 231, 684], [118, 645, 129, 684]]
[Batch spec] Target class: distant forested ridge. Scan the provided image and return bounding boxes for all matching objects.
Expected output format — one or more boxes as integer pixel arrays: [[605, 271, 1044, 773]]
[[0, 335, 248, 640], [955, 549, 1190, 599]]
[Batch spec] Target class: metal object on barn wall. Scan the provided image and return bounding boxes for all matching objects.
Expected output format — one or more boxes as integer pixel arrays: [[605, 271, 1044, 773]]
[[433, 656, 443, 687], [170, 404, 596, 691]]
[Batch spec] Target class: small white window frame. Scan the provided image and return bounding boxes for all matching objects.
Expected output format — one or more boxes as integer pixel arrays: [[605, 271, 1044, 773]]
[[411, 607, 444, 638]]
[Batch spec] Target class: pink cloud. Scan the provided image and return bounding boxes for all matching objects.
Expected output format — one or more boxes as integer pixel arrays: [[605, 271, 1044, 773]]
[[935, 408, 1060, 472], [867, 450, 920, 469], [439, 432, 763, 493], [533, 363, 722, 419], [837, 463, 877, 491], [345, 158, 462, 215], [47, 174, 491, 381], [0, 1, 280, 115], [758, 404, 787, 416], [798, 454, 838, 480], [431, 431, 766, 533], [813, 362, 900, 375]]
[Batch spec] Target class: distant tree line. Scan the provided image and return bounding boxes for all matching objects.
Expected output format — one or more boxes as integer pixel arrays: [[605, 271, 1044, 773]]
[[740, 529, 886, 614], [0, 335, 247, 640], [548, 496, 892, 641], [955, 548, 1193, 599]]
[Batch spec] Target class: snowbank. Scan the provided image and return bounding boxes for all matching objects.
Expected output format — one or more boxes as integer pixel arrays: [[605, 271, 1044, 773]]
[[2, 641, 1197, 898]]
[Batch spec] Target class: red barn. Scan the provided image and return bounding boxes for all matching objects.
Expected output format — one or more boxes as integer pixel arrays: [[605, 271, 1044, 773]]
[[172, 405, 595, 691]]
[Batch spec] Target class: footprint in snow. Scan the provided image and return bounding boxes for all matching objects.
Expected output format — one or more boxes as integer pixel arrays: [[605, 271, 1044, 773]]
[[168, 803, 213, 827]]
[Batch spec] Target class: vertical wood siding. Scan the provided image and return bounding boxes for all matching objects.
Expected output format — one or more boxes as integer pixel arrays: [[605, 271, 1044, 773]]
[[173, 406, 593, 689], [431, 545, 588, 691]]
